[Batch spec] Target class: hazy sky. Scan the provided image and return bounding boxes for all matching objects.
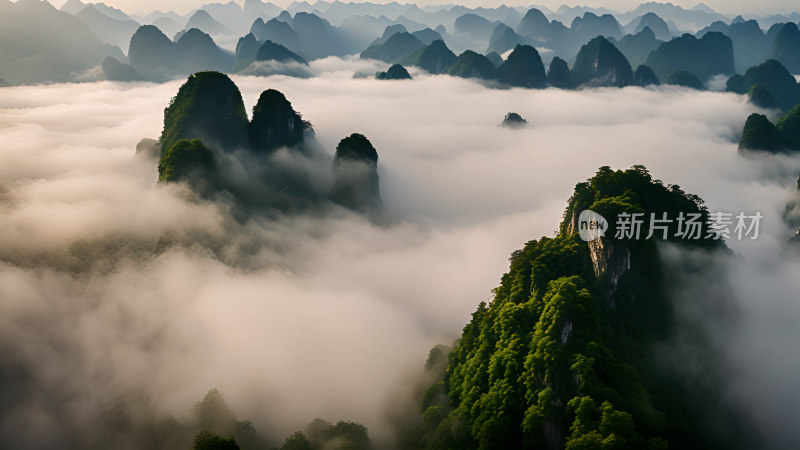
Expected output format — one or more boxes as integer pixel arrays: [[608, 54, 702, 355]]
[[47, 0, 800, 16]]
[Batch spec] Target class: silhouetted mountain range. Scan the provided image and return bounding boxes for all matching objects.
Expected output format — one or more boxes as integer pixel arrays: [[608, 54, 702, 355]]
[[0, 0, 122, 84], [129, 25, 232, 80], [5, 0, 800, 87], [646, 31, 734, 81]]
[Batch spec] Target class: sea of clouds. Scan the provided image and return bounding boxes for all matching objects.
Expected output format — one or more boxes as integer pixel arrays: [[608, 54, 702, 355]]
[[2, 57, 800, 448]]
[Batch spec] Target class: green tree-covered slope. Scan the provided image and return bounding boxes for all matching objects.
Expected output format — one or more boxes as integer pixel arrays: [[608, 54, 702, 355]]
[[402, 166, 725, 450]]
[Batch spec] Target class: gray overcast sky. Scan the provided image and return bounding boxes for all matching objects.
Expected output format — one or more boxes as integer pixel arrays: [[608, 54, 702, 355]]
[[48, 0, 800, 16]]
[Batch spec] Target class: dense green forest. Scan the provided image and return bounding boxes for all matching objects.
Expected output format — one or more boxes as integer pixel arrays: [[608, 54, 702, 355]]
[[399, 166, 728, 449]]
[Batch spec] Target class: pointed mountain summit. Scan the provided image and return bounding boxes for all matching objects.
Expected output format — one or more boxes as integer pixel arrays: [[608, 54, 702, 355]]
[[665, 70, 704, 89], [768, 23, 800, 74], [633, 12, 670, 40], [102, 56, 147, 82], [376, 64, 412, 80], [160, 71, 249, 154], [488, 23, 531, 54], [250, 17, 303, 55], [128, 25, 175, 77], [360, 32, 424, 63], [445, 50, 497, 80], [495, 44, 546, 88], [60, 0, 86, 14], [233, 33, 262, 72], [501, 112, 528, 128], [454, 13, 495, 41], [740, 112, 799, 153], [255, 40, 307, 64], [646, 32, 734, 81], [173, 28, 234, 74], [398, 39, 457, 74], [571, 36, 633, 87], [616, 27, 662, 69], [185, 9, 232, 35], [332, 133, 382, 213], [412, 28, 443, 45], [548, 56, 571, 88], [726, 59, 800, 111], [249, 89, 308, 153], [516, 7, 550, 39], [75, 4, 140, 50], [633, 64, 659, 86]]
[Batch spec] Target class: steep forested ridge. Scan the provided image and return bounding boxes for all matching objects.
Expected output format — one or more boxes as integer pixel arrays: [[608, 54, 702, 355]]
[[402, 166, 725, 450]]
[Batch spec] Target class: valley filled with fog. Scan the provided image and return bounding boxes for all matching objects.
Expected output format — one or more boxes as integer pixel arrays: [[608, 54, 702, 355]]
[[3, 63, 800, 447]]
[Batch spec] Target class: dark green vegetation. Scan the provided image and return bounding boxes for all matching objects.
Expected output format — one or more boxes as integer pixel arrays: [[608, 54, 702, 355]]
[[571, 36, 633, 88], [495, 45, 546, 89], [726, 59, 800, 112], [101, 56, 147, 82], [665, 70, 704, 89], [114, 387, 369, 450], [401, 166, 727, 449], [331, 133, 382, 213], [645, 32, 734, 81], [193, 430, 240, 450], [158, 139, 215, 186], [748, 85, 783, 110], [278, 419, 370, 450], [160, 71, 249, 154], [376, 64, 412, 80], [739, 104, 800, 153], [155, 72, 381, 214], [501, 112, 528, 128], [632, 65, 660, 86]]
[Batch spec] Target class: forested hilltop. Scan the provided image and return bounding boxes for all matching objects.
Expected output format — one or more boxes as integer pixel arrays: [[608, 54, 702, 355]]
[[400, 166, 735, 449]]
